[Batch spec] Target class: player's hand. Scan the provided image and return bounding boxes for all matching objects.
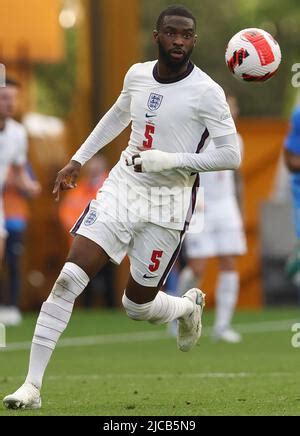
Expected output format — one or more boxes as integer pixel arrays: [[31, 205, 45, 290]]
[[125, 150, 178, 173], [53, 160, 81, 202], [25, 180, 41, 197]]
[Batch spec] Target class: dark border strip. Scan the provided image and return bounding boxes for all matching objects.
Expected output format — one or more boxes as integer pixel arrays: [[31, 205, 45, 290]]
[[158, 176, 199, 289], [70, 202, 91, 236]]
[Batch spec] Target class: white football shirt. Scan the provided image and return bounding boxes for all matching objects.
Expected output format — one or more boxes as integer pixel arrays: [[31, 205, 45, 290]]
[[0, 118, 27, 190], [97, 61, 237, 229], [0, 118, 27, 229]]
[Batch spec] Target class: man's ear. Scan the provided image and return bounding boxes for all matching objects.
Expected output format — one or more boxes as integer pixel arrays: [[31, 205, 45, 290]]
[[194, 34, 198, 46], [153, 30, 159, 43]]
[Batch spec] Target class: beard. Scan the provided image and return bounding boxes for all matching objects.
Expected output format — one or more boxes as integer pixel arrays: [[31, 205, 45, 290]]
[[158, 40, 193, 71]]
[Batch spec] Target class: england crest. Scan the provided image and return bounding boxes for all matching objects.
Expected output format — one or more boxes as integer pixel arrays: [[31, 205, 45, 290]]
[[147, 93, 163, 111], [84, 208, 98, 226]]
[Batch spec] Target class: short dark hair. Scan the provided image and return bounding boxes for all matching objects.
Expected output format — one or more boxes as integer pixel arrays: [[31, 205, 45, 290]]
[[5, 77, 20, 87], [156, 5, 196, 30]]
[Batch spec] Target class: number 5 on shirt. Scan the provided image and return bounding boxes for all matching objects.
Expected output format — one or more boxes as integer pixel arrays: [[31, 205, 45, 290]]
[[143, 124, 155, 149]]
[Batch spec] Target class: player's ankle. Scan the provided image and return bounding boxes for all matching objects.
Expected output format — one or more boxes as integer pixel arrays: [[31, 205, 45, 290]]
[[25, 377, 41, 391]]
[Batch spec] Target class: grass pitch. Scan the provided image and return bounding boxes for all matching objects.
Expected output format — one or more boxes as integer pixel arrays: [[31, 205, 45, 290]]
[[0, 307, 300, 416]]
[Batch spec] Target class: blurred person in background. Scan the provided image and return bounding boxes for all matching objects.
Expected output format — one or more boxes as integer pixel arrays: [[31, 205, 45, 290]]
[[0, 78, 41, 325], [3, 5, 241, 409], [170, 95, 246, 343], [58, 155, 116, 308], [0, 165, 39, 326], [284, 106, 300, 286]]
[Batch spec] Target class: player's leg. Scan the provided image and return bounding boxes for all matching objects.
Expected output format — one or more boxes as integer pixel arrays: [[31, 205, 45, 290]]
[[211, 198, 246, 342], [213, 228, 246, 342], [122, 223, 205, 351], [3, 235, 110, 409], [285, 191, 300, 282], [123, 276, 204, 353], [176, 257, 206, 296], [213, 254, 241, 342], [124, 274, 195, 321], [176, 228, 215, 296], [3, 193, 133, 409], [24, 235, 110, 385]]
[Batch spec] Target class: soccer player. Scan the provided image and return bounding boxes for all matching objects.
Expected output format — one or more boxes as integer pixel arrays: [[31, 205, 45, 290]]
[[174, 95, 246, 343], [3, 5, 240, 409], [0, 78, 40, 271], [284, 106, 300, 282]]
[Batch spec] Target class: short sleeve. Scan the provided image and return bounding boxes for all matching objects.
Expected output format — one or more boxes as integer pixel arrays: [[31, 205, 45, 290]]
[[199, 84, 237, 138], [13, 125, 28, 166]]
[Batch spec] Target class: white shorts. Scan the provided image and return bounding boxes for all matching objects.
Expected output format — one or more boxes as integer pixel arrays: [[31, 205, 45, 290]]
[[185, 197, 247, 258], [71, 193, 184, 287]]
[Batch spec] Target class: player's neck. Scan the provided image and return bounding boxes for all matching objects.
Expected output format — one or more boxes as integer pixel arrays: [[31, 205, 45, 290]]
[[156, 60, 190, 80]]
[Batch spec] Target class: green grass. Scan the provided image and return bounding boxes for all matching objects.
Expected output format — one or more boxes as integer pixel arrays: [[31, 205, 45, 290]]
[[0, 308, 300, 416]]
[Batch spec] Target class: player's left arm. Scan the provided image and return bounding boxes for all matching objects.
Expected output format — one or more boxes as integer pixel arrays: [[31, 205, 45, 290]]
[[127, 133, 240, 173], [127, 84, 241, 173]]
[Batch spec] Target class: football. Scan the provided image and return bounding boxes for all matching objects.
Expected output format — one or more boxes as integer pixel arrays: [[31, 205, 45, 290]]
[[225, 28, 282, 82]]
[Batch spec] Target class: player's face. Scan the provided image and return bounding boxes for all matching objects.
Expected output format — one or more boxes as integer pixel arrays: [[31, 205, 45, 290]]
[[0, 86, 18, 119], [154, 16, 197, 69]]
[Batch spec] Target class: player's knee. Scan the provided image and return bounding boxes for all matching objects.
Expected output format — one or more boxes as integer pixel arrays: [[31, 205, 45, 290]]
[[122, 293, 153, 321], [47, 263, 88, 304], [47, 271, 72, 304]]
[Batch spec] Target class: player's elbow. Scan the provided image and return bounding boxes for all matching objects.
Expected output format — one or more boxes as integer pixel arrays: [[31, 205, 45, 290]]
[[231, 148, 242, 170], [225, 147, 241, 170]]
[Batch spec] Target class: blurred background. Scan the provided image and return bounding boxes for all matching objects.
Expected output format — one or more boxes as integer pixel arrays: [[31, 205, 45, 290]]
[[1, 0, 300, 312]]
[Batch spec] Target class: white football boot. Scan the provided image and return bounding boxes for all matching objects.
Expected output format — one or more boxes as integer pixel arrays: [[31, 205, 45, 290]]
[[3, 382, 41, 410], [177, 288, 205, 352]]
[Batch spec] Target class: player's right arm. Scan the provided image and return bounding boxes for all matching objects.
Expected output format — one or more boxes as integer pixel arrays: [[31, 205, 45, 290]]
[[53, 65, 135, 201], [52, 160, 81, 202]]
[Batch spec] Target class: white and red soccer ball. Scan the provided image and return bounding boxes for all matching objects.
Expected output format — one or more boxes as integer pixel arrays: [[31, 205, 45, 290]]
[[225, 28, 281, 82]]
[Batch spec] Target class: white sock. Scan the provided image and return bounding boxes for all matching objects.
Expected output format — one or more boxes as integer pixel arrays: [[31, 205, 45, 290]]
[[122, 291, 193, 324], [176, 266, 199, 296], [25, 262, 89, 389], [149, 291, 194, 324], [213, 271, 239, 334]]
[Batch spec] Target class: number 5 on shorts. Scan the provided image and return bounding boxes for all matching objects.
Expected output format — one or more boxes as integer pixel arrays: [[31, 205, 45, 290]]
[[149, 250, 163, 272]]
